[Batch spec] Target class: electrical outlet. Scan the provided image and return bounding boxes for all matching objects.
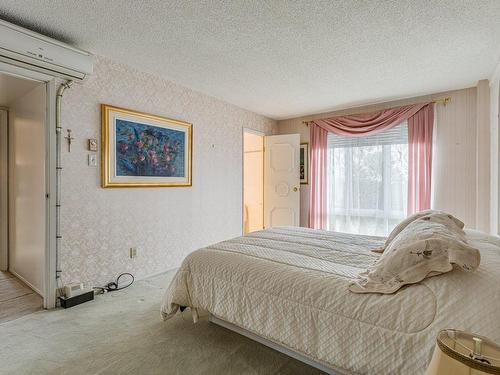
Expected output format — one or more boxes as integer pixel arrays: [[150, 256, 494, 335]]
[[129, 247, 137, 259]]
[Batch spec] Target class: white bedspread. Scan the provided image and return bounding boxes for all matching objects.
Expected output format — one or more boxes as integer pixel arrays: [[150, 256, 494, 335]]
[[161, 227, 500, 375]]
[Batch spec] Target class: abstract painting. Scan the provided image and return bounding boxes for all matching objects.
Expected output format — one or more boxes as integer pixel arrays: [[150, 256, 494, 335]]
[[300, 143, 309, 184], [101, 104, 192, 187]]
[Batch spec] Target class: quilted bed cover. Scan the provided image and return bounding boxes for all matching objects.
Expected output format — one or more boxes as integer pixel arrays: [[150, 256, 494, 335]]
[[161, 227, 500, 375]]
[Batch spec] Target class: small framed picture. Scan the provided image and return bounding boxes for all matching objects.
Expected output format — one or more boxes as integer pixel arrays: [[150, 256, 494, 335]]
[[300, 143, 309, 185], [101, 104, 192, 188], [88, 138, 98, 151]]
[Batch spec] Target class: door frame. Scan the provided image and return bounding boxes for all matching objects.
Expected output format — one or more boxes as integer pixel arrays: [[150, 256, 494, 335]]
[[498, 80, 500, 235], [0, 108, 7, 272], [242, 128, 265, 235], [0, 61, 57, 308]]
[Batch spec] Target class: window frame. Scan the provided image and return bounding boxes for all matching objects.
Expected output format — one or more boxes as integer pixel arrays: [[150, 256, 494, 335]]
[[326, 122, 408, 235]]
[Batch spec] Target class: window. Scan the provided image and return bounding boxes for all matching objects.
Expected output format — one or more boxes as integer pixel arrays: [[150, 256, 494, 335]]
[[326, 122, 408, 236]]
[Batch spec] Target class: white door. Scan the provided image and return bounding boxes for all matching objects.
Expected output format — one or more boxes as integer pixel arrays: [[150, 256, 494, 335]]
[[264, 134, 300, 228]]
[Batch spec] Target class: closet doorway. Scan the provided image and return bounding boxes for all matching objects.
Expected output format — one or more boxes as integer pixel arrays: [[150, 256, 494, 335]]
[[0, 71, 47, 322], [243, 129, 264, 234]]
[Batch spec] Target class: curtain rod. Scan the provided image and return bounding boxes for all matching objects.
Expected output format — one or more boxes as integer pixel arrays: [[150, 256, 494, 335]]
[[301, 97, 452, 126], [434, 96, 452, 105]]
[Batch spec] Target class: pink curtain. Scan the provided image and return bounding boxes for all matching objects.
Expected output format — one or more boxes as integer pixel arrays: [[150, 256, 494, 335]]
[[308, 102, 434, 229], [309, 123, 328, 229], [407, 103, 434, 215], [313, 103, 428, 137]]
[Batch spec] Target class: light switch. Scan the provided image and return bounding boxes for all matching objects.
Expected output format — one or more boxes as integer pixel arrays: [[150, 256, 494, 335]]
[[88, 154, 97, 167]]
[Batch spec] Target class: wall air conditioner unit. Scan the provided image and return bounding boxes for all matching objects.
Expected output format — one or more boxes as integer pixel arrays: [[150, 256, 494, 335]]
[[0, 20, 93, 81]]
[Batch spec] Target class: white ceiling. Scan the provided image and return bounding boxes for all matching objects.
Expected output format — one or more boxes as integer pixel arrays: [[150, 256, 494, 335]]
[[0, 73, 40, 106], [1, 1, 500, 120]]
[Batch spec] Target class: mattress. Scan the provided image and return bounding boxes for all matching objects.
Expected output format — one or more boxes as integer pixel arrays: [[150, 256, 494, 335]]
[[161, 227, 500, 375]]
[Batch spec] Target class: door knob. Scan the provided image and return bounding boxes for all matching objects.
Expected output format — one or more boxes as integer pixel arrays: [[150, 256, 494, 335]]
[[293, 187, 298, 192]]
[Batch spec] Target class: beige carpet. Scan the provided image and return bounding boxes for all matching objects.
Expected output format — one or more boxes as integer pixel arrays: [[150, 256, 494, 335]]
[[0, 271, 326, 375], [0, 271, 43, 324]]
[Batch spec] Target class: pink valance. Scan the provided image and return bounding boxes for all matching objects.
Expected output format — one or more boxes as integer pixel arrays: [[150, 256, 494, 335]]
[[312, 103, 430, 137]]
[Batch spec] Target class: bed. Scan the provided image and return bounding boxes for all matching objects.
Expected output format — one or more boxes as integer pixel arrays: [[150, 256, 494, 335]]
[[161, 226, 500, 375]]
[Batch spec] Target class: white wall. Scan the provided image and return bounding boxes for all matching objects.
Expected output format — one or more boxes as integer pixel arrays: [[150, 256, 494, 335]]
[[490, 61, 500, 235], [60, 56, 276, 286], [243, 131, 264, 234], [475, 80, 490, 232], [8, 83, 46, 294], [277, 84, 491, 231]]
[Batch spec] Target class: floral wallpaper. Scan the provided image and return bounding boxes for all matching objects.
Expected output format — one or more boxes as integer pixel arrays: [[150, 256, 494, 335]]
[[60, 56, 276, 286]]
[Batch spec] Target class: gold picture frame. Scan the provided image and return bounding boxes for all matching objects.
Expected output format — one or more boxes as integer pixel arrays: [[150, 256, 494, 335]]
[[101, 104, 192, 188]]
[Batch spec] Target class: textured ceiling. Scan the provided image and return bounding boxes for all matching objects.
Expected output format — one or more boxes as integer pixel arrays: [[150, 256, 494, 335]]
[[1, 1, 500, 119]]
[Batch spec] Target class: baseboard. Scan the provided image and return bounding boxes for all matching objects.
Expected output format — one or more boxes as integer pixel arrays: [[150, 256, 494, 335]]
[[9, 268, 43, 297], [135, 267, 178, 282]]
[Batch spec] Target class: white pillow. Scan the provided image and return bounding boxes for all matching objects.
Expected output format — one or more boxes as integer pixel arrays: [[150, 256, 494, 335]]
[[350, 213, 480, 294]]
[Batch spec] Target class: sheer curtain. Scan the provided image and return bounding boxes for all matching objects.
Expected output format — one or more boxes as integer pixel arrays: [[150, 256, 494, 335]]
[[326, 122, 408, 236]]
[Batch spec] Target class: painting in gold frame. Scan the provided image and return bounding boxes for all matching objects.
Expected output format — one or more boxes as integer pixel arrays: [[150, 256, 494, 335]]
[[101, 104, 192, 187]]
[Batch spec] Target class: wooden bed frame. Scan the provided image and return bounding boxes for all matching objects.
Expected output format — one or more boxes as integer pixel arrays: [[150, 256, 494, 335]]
[[209, 314, 343, 375]]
